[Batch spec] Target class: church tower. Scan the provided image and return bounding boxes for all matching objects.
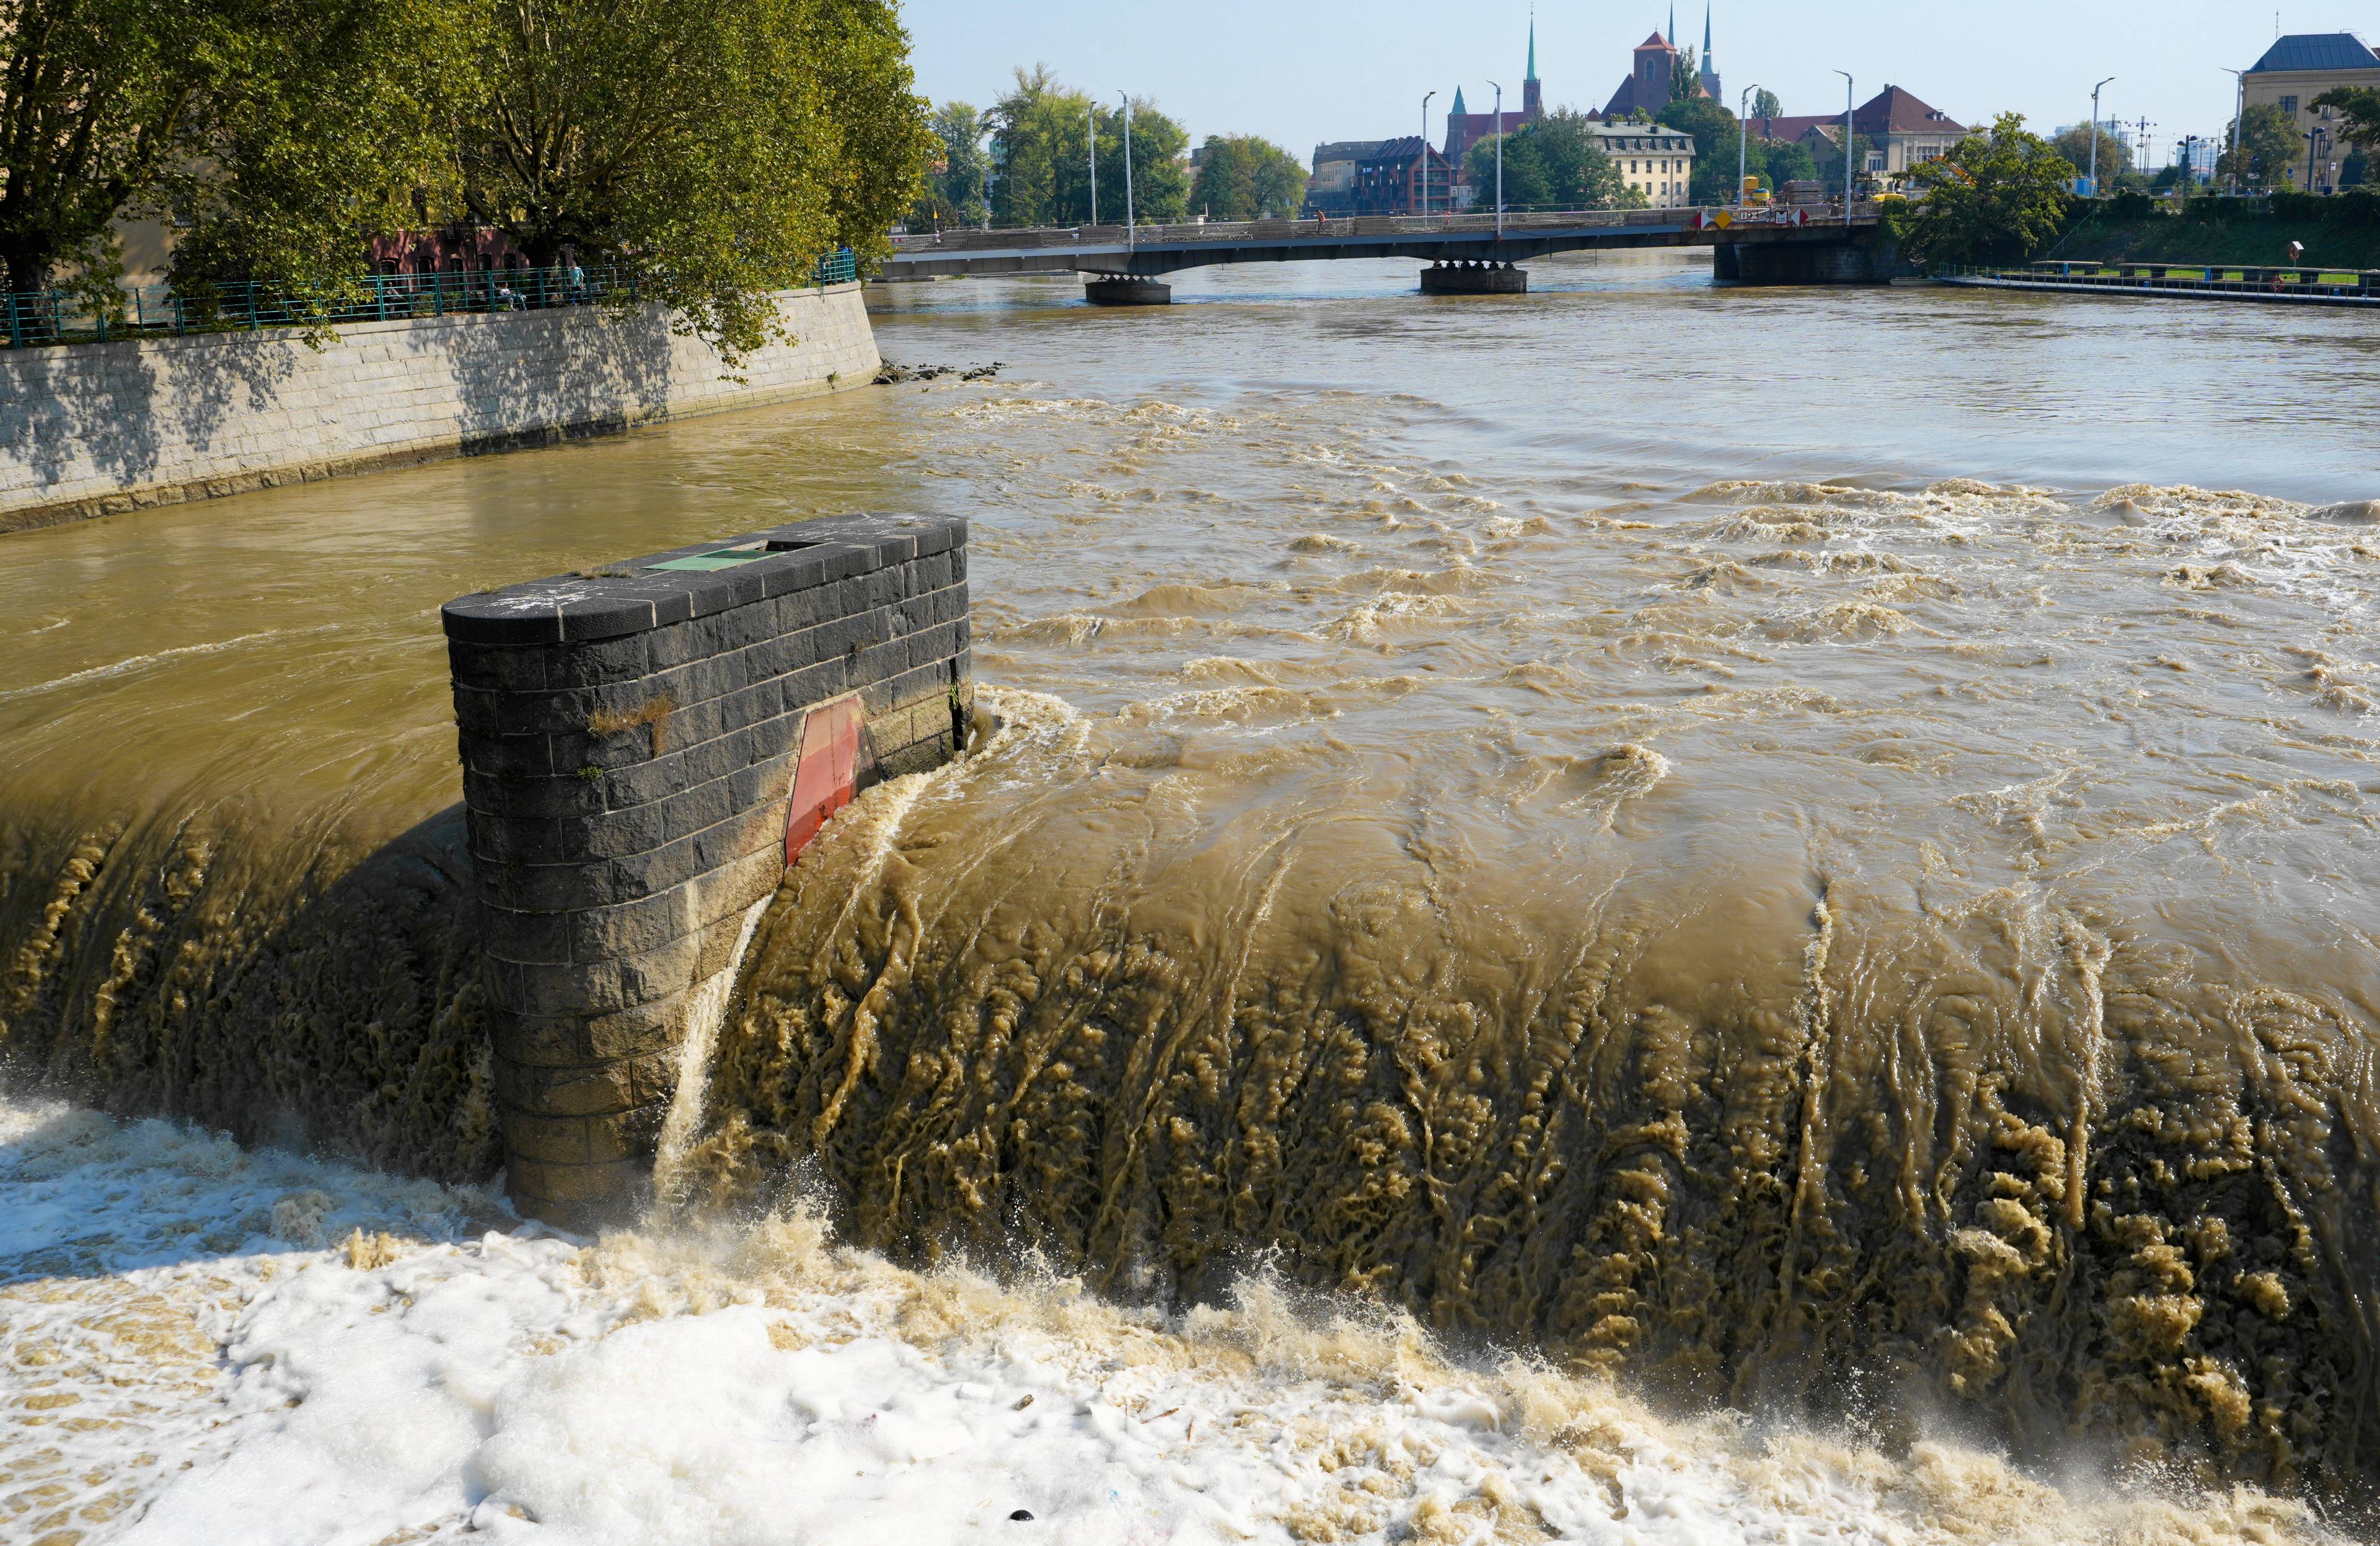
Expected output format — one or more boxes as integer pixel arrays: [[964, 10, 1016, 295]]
[[1699, 6, 1721, 100], [1522, 12, 1543, 118]]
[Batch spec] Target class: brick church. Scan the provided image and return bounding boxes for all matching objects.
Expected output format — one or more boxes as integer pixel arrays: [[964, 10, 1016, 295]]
[[1441, 11, 1724, 170]]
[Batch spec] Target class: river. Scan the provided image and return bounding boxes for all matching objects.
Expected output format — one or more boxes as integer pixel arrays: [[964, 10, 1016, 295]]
[[3, 250, 2377, 1544]]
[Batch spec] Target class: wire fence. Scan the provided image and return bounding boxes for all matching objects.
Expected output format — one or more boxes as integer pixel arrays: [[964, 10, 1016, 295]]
[[2, 248, 859, 351]]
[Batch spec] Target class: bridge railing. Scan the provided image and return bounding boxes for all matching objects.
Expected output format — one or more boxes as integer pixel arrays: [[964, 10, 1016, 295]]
[[888, 204, 1879, 258]]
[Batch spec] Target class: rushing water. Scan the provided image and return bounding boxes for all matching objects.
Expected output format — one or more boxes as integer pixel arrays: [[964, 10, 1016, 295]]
[[5, 251, 2380, 1540]]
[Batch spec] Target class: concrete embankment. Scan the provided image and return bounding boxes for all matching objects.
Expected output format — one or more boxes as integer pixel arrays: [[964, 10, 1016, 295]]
[[0, 282, 879, 534]]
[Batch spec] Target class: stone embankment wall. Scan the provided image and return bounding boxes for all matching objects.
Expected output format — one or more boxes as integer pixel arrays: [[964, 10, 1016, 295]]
[[443, 514, 971, 1223], [1, 283, 878, 533]]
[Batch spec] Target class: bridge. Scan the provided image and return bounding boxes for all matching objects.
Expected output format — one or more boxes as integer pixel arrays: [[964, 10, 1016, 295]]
[[880, 204, 1894, 302]]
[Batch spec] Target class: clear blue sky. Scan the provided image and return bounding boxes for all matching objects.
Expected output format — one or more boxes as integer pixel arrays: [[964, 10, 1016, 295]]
[[901, 1, 2359, 167]]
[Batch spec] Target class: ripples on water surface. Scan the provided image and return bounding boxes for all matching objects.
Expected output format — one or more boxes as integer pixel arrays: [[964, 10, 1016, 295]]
[[3, 252, 2377, 1541]]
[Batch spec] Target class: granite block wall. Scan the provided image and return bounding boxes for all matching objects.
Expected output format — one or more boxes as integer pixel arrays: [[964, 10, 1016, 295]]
[[2, 283, 878, 533], [443, 513, 970, 1223]]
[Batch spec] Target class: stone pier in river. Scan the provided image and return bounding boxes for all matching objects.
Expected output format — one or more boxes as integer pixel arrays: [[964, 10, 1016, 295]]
[[442, 514, 971, 1223]]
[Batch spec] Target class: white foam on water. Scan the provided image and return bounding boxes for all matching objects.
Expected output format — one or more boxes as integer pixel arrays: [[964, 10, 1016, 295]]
[[0, 1095, 2351, 1546]]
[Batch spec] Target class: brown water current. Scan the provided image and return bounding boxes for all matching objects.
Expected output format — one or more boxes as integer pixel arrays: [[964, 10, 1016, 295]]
[[6, 253, 2380, 1521]]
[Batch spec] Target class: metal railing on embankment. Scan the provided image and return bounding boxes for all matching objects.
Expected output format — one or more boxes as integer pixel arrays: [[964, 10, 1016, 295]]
[[2, 248, 859, 351], [1936, 260, 2380, 305]]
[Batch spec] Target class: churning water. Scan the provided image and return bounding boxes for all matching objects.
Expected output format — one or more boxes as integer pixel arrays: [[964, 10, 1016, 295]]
[[4, 251, 2378, 1542]]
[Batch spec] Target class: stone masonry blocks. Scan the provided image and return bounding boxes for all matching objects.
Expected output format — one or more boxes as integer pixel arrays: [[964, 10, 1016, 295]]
[[444, 512, 971, 1224]]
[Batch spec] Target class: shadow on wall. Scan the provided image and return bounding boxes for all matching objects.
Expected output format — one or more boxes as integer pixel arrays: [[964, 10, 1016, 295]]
[[426, 302, 681, 457], [0, 801, 498, 1183], [0, 327, 301, 501]]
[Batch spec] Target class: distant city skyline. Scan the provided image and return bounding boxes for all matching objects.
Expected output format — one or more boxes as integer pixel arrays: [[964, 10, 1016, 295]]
[[901, 1, 2361, 170]]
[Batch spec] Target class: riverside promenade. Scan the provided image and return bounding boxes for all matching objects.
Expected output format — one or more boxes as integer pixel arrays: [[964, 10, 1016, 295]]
[[1939, 260, 2380, 307]]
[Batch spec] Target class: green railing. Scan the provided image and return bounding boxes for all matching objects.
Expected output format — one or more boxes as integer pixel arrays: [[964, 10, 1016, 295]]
[[2, 248, 858, 350], [1936, 261, 2380, 297]]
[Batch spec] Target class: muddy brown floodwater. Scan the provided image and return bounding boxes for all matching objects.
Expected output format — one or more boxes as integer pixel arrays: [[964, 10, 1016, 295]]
[[5, 252, 2378, 1526]]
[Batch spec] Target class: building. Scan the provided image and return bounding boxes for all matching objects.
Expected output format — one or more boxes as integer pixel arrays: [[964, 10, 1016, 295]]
[[1853, 86, 1968, 173], [1305, 140, 1384, 217], [1353, 138, 1458, 216], [1588, 121, 1698, 206], [1443, 19, 1545, 170], [1750, 87, 1968, 182], [1603, 30, 1699, 118], [2242, 33, 2380, 190]]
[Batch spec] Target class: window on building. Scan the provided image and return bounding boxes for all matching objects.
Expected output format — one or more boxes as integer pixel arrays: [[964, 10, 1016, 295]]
[[2280, 95, 2298, 115]]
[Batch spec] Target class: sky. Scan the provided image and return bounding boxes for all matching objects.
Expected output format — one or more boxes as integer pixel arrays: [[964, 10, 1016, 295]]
[[900, 1, 2366, 168]]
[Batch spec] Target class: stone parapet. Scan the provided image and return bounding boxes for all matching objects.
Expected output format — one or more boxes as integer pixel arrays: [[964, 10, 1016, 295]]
[[2, 283, 878, 534], [443, 512, 969, 1223]]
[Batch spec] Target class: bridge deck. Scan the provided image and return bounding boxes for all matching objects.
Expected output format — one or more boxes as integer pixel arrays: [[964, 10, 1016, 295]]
[[882, 205, 1883, 280]]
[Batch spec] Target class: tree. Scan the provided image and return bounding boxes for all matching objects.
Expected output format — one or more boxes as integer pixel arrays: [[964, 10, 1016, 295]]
[[2313, 86, 2380, 154], [1893, 112, 2075, 265], [0, 0, 459, 301], [987, 66, 1186, 226], [440, 0, 932, 361], [2219, 103, 2301, 190], [1188, 134, 1306, 221], [1657, 93, 1741, 204], [1670, 46, 1703, 106], [1751, 137, 1818, 193], [913, 102, 989, 227], [2051, 123, 2131, 187], [1463, 108, 1640, 211], [1751, 88, 1782, 121]]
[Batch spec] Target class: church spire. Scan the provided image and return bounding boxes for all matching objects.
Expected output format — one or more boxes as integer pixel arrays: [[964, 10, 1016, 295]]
[[1668, 3, 1675, 43], [1526, 11, 1537, 81], [1450, 85, 1467, 116], [1704, 4, 1713, 64]]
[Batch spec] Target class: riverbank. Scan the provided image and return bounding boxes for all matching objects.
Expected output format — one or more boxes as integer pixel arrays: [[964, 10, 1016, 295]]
[[2048, 200, 2380, 270], [0, 281, 879, 535]]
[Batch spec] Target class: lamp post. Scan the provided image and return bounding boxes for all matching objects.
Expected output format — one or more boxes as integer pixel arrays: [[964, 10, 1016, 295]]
[[2089, 76, 2115, 196], [1834, 70, 1853, 208], [1420, 90, 1436, 214], [1487, 81, 1505, 239], [1088, 105, 1098, 227], [1118, 92, 1135, 246], [2223, 69, 2247, 194], [1739, 83, 1764, 204]]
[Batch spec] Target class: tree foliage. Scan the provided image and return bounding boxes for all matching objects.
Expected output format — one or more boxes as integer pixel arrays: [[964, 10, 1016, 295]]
[[987, 66, 1186, 227], [913, 102, 989, 228], [1894, 112, 2075, 265], [1751, 88, 1782, 120], [0, 0, 457, 299], [443, 0, 932, 359], [2219, 104, 2302, 190], [1657, 94, 1742, 204], [1188, 134, 1305, 221], [1462, 109, 1641, 211], [2314, 86, 2380, 152], [1669, 46, 1703, 106], [2050, 123, 2134, 187]]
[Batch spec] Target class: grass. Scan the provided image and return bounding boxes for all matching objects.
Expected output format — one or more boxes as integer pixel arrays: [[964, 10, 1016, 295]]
[[588, 695, 676, 757]]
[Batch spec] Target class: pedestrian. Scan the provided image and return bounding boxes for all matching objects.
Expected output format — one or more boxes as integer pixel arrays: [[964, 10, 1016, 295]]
[[568, 260, 588, 304]]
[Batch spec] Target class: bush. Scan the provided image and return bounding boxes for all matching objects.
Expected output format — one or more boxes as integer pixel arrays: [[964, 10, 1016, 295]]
[[2268, 190, 2328, 221], [2102, 190, 2156, 219]]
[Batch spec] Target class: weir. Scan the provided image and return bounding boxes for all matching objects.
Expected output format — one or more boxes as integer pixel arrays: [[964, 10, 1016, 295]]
[[443, 514, 970, 1223]]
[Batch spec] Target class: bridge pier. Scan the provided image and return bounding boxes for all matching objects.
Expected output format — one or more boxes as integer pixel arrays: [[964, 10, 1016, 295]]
[[1714, 234, 1893, 286], [1421, 261, 1528, 296], [1085, 276, 1173, 306]]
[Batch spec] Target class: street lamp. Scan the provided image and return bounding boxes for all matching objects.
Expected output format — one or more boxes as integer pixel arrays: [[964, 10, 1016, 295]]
[[1088, 105, 1098, 226], [1118, 92, 1135, 245], [1487, 81, 1505, 239], [1739, 83, 1765, 204], [1420, 90, 1436, 215], [1834, 70, 1854, 208], [2089, 76, 2115, 196], [2222, 69, 2247, 194]]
